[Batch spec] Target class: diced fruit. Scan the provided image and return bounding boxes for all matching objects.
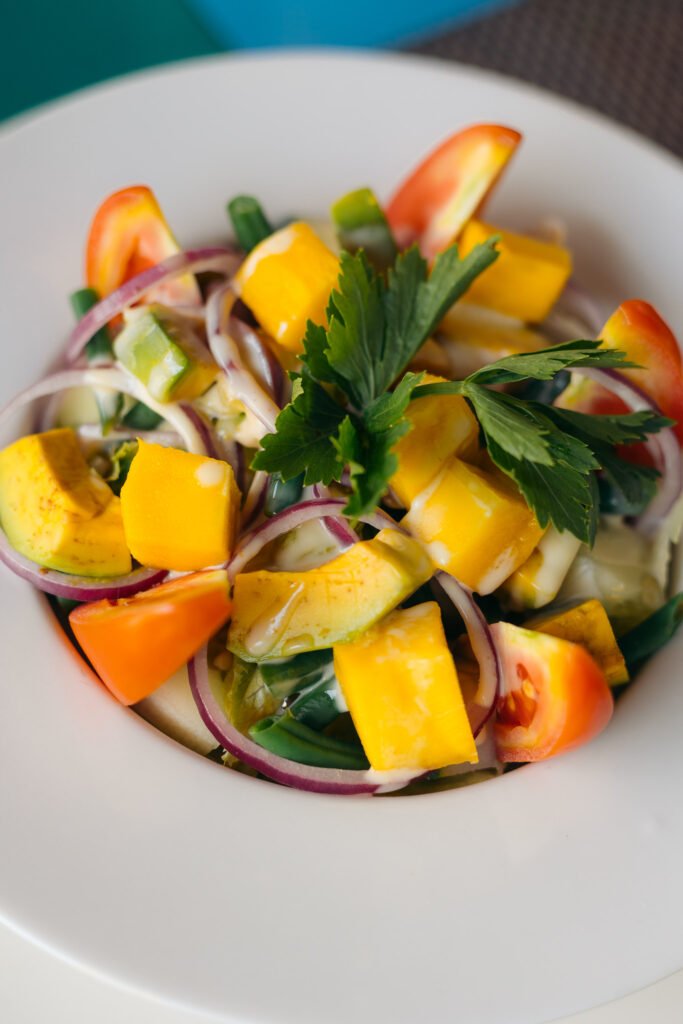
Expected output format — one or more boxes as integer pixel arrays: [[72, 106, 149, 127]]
[[385, 124, 521, 261], [492, 621, 613, 762], [402, 456, 543, 593], [0, 428, 131, 577], [70, 570, 233, 705], [334, 602, 478, 772], [120, 440, 240, 571], [227, 528, 432, 661], [558, 300, 683, 459], [390, 374, 480, 506], [135, 665, 219, 754], [459, 219, 572, 322], [235, 222, 339, 353], [114, 304, 218, 402], [527, 599, 629, 686], [503, 527, 581, 609], [331, 187, 397, 270], [437, 304, 548, 378], [86, 185, 200, 305]]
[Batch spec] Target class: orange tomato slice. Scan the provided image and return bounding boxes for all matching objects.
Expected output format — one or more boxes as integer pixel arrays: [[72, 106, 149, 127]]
[[385, 124, 521, 261], [69, 569, 232, 705], [492, 621, 614, 762], [85, 185, 201, 305]]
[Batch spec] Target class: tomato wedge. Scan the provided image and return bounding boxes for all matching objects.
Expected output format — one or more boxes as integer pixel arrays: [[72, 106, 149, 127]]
[[385, 124, 521, 261], [559, 300, 683, 459], [492, 622, 613, 762], [70, 569, 232, 705], [85, 185, 201, 306]]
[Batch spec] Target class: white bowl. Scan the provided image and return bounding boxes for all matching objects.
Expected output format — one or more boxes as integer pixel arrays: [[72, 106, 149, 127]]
[[1, 51, 682, 1024]]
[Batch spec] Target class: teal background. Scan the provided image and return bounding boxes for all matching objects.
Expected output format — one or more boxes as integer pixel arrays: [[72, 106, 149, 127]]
[[0, 0, 504, 123]]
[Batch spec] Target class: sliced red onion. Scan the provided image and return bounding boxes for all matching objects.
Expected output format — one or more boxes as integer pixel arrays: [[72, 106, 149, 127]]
[[0, 367, 208, 456], [206, 286, 280, 435], [0, 527, 166, 600], [66, 248, 241, 363], [188, 645, 418, 795], [230, 318, 286, 406], [240, 470, 269, 529], [180, 404, 219, 459], [575, 366, 683, 532], [75, 425, 182, 448], [435, 572, 502, 737], [560, 279, 606, 337], [312, 484, 358, 547]]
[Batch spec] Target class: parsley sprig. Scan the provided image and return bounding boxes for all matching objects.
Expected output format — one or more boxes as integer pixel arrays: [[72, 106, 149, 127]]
[[252, 239, 670, 544]]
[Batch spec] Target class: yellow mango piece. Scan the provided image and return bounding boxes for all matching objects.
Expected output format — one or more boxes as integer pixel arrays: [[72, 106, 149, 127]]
[[235, 222, 339, 354], [228, 528, 432, 661], [527, 599, 629, 686], [334, 602, 478, 772], [438, 304, 548, 378], [121, 440, 240, 571], [391, 374, 480, 507], [0, 428, 131, 576], [503, 527, 582, 609], [402, 456, 543, 594], [459, 219, 572, 322]]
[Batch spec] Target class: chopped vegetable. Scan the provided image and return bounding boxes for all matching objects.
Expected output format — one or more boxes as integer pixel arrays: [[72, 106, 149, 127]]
[[492, 621, 614, 761], [504, 527, 582, 610], [114, 304, 218, 402], [120, 440, 240, 571], [527, 598, 629, 686], [0, 428, 131, 577], [618, 593, 683, 672], [69, 569, 233, 704], [235, 221, 340, 353], [250, 713, 369, 770], [69, 286, 113, 362], [85, 184, 200, 306], [459, 219, 572, 322], [227, 528, 432, 661], [331, 187, 397, 270], [403, 456, 543, 593], [385, 123, 521, 259], [227, 195, 273, 252], [334, 602, 478, 771]]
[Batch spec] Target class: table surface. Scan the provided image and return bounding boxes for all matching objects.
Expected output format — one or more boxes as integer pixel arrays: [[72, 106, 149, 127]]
[[1, 1, 681, 1020]]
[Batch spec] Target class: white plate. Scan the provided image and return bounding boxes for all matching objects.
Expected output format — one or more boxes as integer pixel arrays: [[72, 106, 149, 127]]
[[1, 51, 682, 1024]]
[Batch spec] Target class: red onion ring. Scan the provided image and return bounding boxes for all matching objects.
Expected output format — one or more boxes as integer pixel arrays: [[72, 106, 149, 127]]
[[240, 470, 269, 529], [188, 645, 418, 795], [312, 484, 359, 547], [180, 404, 220, 459], [230, 318, 286, 406], [0, 368, 208, 456], [66, 248, 241, 363], [574, 367, 683, 532], [434, 572, 502, 737], [205, 286, 280, 435], [0, 527, 166, 600]]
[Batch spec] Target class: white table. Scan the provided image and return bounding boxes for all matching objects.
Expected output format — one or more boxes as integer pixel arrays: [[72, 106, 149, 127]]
[[2, 919, 682, 1023]]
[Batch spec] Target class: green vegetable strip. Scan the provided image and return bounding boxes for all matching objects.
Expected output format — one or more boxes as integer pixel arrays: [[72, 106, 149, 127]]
[[69, 287, 113, 362], [260, 649, 333, 700], [331, 187, 397, 270], [249, 712, 369, 770], [227, 195, 273, 252], [618, 593, 683, 671], [264, 473, 304, 517], [120, 402, 164, 431]]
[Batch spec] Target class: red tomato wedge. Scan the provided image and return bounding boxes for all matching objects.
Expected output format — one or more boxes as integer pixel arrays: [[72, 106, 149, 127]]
[[492, 622, 613, 762], [85, 185, 201, 305], [558, 300, 683, 459], [385, 124, 522, 261], [70, 569, 232, 705]]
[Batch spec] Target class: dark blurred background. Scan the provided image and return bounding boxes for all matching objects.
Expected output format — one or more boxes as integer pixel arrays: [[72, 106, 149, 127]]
[[1, 0, 681, 155]]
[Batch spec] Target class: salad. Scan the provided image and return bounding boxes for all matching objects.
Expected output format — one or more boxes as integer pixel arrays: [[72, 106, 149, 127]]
[[1, 123, 682, 797]]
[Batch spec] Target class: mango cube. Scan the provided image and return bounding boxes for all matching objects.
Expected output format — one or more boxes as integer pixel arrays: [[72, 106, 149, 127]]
[[504, 527, 582, 609], [391, 374, 480, 507], [438, 303, 548, 378], [333, 602, 478, 772], [527, 599, 629, 686], [402, 456, 543, 594], [235, 222, 339, 353], [459, 219, 572, 322], [121, 440, 240, 571], [0, 428, 131, 576], [114, 304, 218, 402], [228, 528, 432, 661]]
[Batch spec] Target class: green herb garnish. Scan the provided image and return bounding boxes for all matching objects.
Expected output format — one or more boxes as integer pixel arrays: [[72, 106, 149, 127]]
[[252, 238, 670, 544]]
